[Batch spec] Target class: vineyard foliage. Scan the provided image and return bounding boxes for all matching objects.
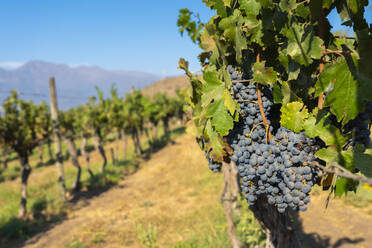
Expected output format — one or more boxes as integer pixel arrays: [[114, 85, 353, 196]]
[[178, 0, 372, 198], [0, 86, 184, 218]]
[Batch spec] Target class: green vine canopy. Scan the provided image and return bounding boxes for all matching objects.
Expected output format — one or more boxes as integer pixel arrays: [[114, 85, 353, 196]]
[[178, 0, 372, 198]]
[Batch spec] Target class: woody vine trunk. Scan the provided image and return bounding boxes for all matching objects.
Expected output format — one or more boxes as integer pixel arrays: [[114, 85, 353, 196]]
[[18, 154, 31, 219], [81, 136, 93, 177], [93, 129, 107, 172], [64, 136, 82, 191]]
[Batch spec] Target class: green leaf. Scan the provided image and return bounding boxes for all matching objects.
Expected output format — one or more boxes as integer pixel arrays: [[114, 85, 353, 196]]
[[295, 4, 310, 18], [346, 0, 359, 14], [252, 62, 277, 85], [272, 83, 283, 104], [316, 145, 372, 196], [356, 30, 372, 103], [239, 0, 260, 16], [284, 23, 323, 65], [223, 89, 236, 115], [235, 15, 248, 63], [204, 0, 228, 17], [324, 58, 361, 125], [201, 70, 225, 107], [280, 102, 309, 132], [260, 0, 273, 8], [206, 99, 234, 136], [281, 81, 298, 105], [205, 119, 225, 159], [316, 147, 354, 169], [304, 110, 349, 148], [353, 145, 372, 178], [335, 178, 355, 197], [279, 0, 296, 12], [316, 147, 356, 196], [322, 0, 334, 8], [314, 62, 337, 97], [219, 15, 237, 42], [288, 60, 301, 81]]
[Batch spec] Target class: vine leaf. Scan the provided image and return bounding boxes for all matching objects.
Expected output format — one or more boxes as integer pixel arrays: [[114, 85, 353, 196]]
[[253, 62, 277, 85], [356, 30, 372, 103], [316, 147, 355, 197], [219, 13, 237, 42], [235, 15, 248, 63], [205, 119, 225, 160], [353, 145, 372, 178], [272, 83, 283, 104], [201, 70, 225, 107], [278, 53, 301, 81], [314, 62, 337, 97], [335, 178, 357, 197], [303, 110, 349, 148], [223, 89, 236, 115], [206, 99, 234, 136], [283, 23, 323, 65], [316, 147, 354, 170], [204, 0, 227, 18], [323, 58, 360, 125], [239, 0, 260, 16], [279, 0, 296, 12], [280, 101, 309, 132]]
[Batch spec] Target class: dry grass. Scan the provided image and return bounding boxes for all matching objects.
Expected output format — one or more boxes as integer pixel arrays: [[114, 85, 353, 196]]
[[22, 134, 229, 248]]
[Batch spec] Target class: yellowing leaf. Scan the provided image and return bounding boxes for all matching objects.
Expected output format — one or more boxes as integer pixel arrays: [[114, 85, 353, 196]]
[[280, 101, 309, 132]]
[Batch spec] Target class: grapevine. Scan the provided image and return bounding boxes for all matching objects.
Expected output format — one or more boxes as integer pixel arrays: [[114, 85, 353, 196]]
[[178, 1, 372, 246]]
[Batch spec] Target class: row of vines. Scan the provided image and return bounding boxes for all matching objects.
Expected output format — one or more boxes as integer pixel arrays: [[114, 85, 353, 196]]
[[0, 83, 184, 221], [177, 0, 372, 247]]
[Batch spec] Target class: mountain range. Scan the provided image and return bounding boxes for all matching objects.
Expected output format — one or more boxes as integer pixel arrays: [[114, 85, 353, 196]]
[[0, 61, 162, 109]]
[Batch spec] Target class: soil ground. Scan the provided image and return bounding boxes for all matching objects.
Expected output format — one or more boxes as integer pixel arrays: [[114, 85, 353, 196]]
[[12, 134, 372, 248]]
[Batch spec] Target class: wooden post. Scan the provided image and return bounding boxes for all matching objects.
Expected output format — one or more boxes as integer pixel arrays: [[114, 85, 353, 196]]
[[221, 162, 242, 248], [49, 77, 67, 201]]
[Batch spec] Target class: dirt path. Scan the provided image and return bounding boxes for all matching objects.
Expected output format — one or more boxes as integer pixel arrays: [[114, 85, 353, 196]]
[[18, 134, 372, 248], [298, 192, 372, 248]]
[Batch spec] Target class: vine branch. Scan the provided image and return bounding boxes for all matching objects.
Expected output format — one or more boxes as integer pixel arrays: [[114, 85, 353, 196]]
[[311, 161, 372, 186], [256, 85, 272, 141], [237, 99, 257, 103], [255, 49, 272, 141], [323, 50, 345, 56], [231, 79, 253, 83], [317, 9, 327, 110]]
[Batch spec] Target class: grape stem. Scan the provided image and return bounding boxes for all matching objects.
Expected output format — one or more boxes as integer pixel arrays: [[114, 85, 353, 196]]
[[317, 9, 327, 110], [255, 49, 272, 142], [256, 85, 273, 141], [236, 99, 257, 103], [323, 50, 346, 57], [248, 122, 265, 138], [311, 161, 372, 186], [231, 79, 253, 83], [296, 0, 310, 7]]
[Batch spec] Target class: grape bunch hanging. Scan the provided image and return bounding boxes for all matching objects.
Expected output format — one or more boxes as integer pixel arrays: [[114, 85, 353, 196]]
[[207, 66, 322, 213], [204, 65, 372, 213]]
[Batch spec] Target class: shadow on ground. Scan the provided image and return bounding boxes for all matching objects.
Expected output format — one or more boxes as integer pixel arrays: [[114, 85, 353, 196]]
[[0, 127, 185, 248], [291, 211, 365, 248]]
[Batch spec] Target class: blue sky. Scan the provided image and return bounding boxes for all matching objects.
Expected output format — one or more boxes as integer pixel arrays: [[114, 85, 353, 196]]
[[0, 1, 371, 76]]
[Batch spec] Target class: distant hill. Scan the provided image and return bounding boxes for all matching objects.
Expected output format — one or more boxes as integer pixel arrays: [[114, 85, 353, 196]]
[[0, 61, 162, 109], [141, 75, 190, 97]]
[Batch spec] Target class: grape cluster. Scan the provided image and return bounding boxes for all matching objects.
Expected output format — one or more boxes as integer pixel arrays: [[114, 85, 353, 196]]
[[205, 151, 222, 173], [344, 101, 372, 147], [198, 137, 222, 173], [226, 66, 320, 213]]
